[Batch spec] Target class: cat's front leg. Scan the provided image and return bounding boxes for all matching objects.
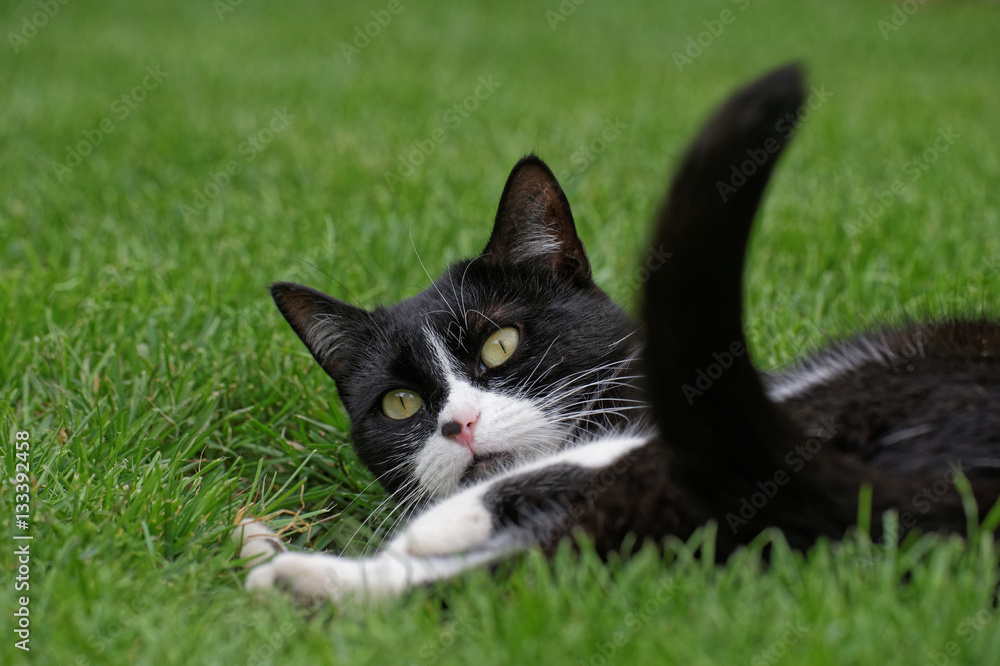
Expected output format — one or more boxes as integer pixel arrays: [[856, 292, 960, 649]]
[[389, 485, 499, 557], [391, 434, 656, 558], [243, 549, 505, 604], [238, 435, 657, 603], [235, 517, 508, 603], [245, 552, 401, 603]]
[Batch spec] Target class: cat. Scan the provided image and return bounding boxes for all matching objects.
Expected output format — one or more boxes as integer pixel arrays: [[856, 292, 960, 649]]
[[235, 64, 1000, 603], [268, 153, 644, 506]]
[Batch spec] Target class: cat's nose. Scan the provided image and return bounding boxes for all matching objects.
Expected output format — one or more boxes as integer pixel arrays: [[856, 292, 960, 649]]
[[441, 413, 479, 450]]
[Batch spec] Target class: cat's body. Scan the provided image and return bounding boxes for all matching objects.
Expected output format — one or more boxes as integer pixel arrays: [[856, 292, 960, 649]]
[[237, 65, 1000, 602]]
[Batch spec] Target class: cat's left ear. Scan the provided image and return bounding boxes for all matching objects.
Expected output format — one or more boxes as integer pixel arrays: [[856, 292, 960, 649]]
[[270, 282, 370, 384], [482, 155, 591, 281]]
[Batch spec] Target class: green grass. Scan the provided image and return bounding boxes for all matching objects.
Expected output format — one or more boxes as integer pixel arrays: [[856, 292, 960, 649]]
[[3, 0, 1000, 664]]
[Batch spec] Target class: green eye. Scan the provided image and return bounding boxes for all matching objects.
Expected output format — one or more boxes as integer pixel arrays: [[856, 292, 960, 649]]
[[481, 327, 520, 369], [382, 389, 423, 420]]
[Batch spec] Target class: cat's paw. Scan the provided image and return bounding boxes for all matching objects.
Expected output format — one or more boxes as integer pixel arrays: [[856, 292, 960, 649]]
[[244, 535, 513, 604], [232, 518, 286, 567], [245, 552, 366, 604], [394, 494, 494, 557]]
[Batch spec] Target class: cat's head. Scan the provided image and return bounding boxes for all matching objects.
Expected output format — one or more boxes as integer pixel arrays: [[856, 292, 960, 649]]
[[271, 156, 639, 506]]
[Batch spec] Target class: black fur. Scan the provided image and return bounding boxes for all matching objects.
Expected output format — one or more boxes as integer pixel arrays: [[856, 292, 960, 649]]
[[270, 157, 639, 504], [267, 65, 1000, 567], [437, 65, 1000, 560]]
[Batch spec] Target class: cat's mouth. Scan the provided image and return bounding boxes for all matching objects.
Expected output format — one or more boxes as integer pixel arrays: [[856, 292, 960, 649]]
[[460, 452, 513, 486]]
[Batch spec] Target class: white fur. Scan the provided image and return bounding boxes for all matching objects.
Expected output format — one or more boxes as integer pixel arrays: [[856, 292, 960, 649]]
[[244, 549, 504, 604], [766, 335, 890, 402], [408, 434, 650, 555], [390, 485, 494, 557], [232, 518, 286, 565], [513, 433, 650, 472], [414, 331, 569, 497], [242, 433, 651, 602]]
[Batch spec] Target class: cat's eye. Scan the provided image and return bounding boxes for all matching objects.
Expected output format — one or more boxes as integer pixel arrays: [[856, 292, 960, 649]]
[[382, 389, 423, 420], [481, 327, 520, 369]]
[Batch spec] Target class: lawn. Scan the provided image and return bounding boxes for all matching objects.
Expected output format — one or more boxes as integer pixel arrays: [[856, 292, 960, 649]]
[[3, 0, 1000, 664]]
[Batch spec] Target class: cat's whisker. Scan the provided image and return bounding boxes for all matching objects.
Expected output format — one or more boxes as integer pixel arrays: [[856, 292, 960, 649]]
[[362, 499, 409, 556], [458, 255, 485, 328], [551, 404, 644, 420], [520, 356, 638, 395], [332, 476, 386, 532], [341, 453, 422, 555], [607, 329, 640, 350], [339, 492, 398, 556], [342, 472, 429, 557], [466, 309, 502, 332], [367, 483, 435, 555], [535, 388, 645, 412], [529, 379, 639, 411], [509, 338, 562, 398], [409, 229, 462, 329]]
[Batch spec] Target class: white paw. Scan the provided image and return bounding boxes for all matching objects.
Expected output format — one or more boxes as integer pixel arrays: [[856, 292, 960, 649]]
[[232, 518, 286, 567], [245, 552, 416, 604], [396, 494, 494, 557], [244, 545, 511, 605], [245, 553, 362, 603]]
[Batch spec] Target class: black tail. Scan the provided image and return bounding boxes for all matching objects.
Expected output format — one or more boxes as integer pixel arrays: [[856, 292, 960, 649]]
[[640, 65, 970, 551], [643, 65, 804, 472]]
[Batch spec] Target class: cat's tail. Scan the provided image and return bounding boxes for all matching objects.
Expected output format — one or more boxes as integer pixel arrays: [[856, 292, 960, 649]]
[[642, 66, 876, 548], [643, 64, 804, 464], [642, 66, 997, 552]]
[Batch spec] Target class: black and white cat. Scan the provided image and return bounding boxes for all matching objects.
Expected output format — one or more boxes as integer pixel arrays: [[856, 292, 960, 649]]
[[236, 65, 1000, 603], [265, 158, 642, 506]]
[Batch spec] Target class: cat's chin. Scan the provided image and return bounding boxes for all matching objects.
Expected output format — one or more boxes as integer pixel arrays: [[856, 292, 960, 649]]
[[460, 452, 514, 486]]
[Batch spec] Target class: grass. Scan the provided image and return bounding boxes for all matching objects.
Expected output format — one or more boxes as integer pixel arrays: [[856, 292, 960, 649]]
[[2, 0, 1000, 664]]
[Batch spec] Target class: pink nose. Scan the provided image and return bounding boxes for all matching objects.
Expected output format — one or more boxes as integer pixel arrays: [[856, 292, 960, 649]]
[[441, 412, 479, 450]]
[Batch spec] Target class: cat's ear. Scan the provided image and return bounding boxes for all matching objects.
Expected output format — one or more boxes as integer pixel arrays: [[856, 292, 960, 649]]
[[270, 282, 369, 382], [482, 155, 591, 281]]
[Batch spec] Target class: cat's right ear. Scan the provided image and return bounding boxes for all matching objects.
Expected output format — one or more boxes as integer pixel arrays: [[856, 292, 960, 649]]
[[482, 155, 591, 282], [270, 282, 369, 382]]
